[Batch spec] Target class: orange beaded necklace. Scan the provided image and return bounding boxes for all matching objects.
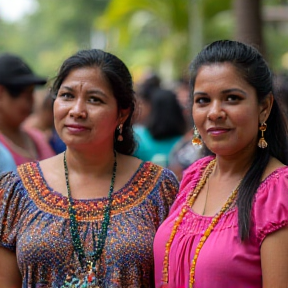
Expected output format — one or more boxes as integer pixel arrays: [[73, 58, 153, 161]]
[[162, 159, 241, 288]]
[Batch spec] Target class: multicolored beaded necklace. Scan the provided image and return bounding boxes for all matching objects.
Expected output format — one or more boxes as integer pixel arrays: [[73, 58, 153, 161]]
[[62, 151, 117, 288], [162, 159, 240, 288]]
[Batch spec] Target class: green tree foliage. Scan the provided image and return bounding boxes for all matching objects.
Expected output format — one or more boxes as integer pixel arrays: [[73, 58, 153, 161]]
[[0, 0, 287, 83], [96, 0, 189, 81], [96, 0, 232, 81], [0, 0, 108, 80]]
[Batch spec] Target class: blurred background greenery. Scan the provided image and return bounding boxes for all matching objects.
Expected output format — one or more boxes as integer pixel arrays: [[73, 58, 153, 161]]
[[0, 0, 287, 85]]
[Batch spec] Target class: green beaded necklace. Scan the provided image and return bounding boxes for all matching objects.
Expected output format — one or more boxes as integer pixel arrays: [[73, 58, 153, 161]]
[[63, 151, 117, 277]]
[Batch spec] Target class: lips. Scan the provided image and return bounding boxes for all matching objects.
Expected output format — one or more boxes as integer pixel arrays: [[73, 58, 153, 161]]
[[207, 127, 231, 135], [65, 124, 89, 133]]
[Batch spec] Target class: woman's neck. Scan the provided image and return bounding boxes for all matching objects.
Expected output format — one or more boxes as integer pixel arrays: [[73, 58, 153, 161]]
[[213, 151, 256, 180], [64, 147, 117, 177]]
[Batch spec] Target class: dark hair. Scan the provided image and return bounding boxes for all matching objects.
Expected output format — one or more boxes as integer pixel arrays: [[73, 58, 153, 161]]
[[137, 73, 161, 102], [189, 40, 288, 240], [52, 49, 136, 155], [146, 88, 187, 140]]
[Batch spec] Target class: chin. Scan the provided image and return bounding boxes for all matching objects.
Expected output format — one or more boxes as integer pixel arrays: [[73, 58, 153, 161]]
[[207, 145, 233, 156]]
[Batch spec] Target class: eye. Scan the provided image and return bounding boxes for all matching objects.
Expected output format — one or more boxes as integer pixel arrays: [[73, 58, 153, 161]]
[[194, 96, 210, 104], [88, 96, 103, 104], [226, 95, 241, 102], [58, 92, 74, 100]]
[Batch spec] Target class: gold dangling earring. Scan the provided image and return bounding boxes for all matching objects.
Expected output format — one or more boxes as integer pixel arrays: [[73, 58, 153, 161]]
[[117, 124, 123, 141], [192, 125, 203, 146], [258, 122, 268, 148]]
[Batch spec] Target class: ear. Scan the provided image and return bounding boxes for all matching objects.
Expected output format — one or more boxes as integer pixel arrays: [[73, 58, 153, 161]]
[[258, 93, 274, 123], [118, 107, 131, 125]]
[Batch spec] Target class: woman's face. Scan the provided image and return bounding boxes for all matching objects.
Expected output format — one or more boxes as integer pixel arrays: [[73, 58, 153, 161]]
[[192, 63, 268, 157], [54, 67, 128, 150]]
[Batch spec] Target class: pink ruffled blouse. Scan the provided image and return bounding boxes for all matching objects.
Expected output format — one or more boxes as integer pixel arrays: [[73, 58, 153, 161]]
[[154, 156, 288, 288]]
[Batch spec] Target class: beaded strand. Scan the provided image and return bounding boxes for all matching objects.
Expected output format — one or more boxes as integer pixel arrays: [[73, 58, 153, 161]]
[[64, 151, 117, 270], [162, 159, 240, 288], [189, 186, 238, 287]]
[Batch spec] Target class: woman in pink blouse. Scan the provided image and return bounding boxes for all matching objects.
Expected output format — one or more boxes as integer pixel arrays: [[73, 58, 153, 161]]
[[154, 40, 288, 288]]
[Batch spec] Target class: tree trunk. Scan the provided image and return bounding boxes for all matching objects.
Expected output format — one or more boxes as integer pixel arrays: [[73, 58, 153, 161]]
[[233, 0, 265, 56], [189, 0, 204, 60]]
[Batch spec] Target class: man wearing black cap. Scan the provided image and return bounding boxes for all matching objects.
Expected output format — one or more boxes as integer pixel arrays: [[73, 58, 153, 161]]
[[0, 53, 55, 166], [0, 53, 47, 86]]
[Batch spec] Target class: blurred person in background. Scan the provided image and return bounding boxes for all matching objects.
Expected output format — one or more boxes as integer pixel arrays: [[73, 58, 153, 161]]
[[24, 89, 66, 154], [0, 53, 55, 165], [134, 88, 187, 167], [134, 72, 161, 126], [0, 49, 178, 287], [174, 76, 193, 128]]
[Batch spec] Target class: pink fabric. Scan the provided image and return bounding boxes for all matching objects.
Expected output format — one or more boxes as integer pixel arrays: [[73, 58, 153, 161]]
[[154, 156, 288, 288], [0, 127, 55, 165]]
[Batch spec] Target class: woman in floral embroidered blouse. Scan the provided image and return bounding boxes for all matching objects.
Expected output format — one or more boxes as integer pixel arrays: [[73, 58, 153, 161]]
[[0, 49, 179, 288]]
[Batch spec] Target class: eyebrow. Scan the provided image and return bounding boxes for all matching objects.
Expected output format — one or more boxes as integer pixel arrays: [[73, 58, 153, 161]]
[[193, 91, 207, 97], [222, 88, 247, 95], [193, 88, 247, 96], [59, 86, 107, 97]]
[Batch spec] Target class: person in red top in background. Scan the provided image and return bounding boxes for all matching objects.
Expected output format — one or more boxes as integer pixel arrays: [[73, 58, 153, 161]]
[[0, 53, 55, 165]]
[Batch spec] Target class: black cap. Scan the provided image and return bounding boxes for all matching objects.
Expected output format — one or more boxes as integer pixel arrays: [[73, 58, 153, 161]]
[[0, 53, 47, 86]]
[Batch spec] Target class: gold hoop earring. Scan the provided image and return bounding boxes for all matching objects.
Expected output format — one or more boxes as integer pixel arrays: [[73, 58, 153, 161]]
[[192, 126, 203, 146], [258, 122, 268, 148], [117, 124, 123, 141]]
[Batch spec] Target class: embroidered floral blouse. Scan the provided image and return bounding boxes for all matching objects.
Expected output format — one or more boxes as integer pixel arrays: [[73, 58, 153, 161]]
[[0, 161, 179, 288]]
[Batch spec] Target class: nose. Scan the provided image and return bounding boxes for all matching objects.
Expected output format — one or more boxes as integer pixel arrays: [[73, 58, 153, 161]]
[[207, 100, 226, 121], [69, 99, 87, 119]]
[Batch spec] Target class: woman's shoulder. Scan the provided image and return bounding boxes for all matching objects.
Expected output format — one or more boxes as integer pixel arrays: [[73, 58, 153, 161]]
[[253, 159, 288, 243], [10, 161, 49, 199], [0, 163, 35, 208], [165, 156, 214, 213], [127, 159, 179, 199], [183, 155, 214, 173], [261, 157, 287, 181], [0, 170, 21, 193], [256, 157, 288, 194], [257, 161, 288, 196], [138, 161, 179, 209], [133, 159, 178, 185], [180, 155, 214, 189], [0, 161, 36, 188]]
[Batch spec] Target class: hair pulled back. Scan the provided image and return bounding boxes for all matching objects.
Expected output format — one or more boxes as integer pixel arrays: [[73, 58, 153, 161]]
[[189, 40, 288, 240]]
